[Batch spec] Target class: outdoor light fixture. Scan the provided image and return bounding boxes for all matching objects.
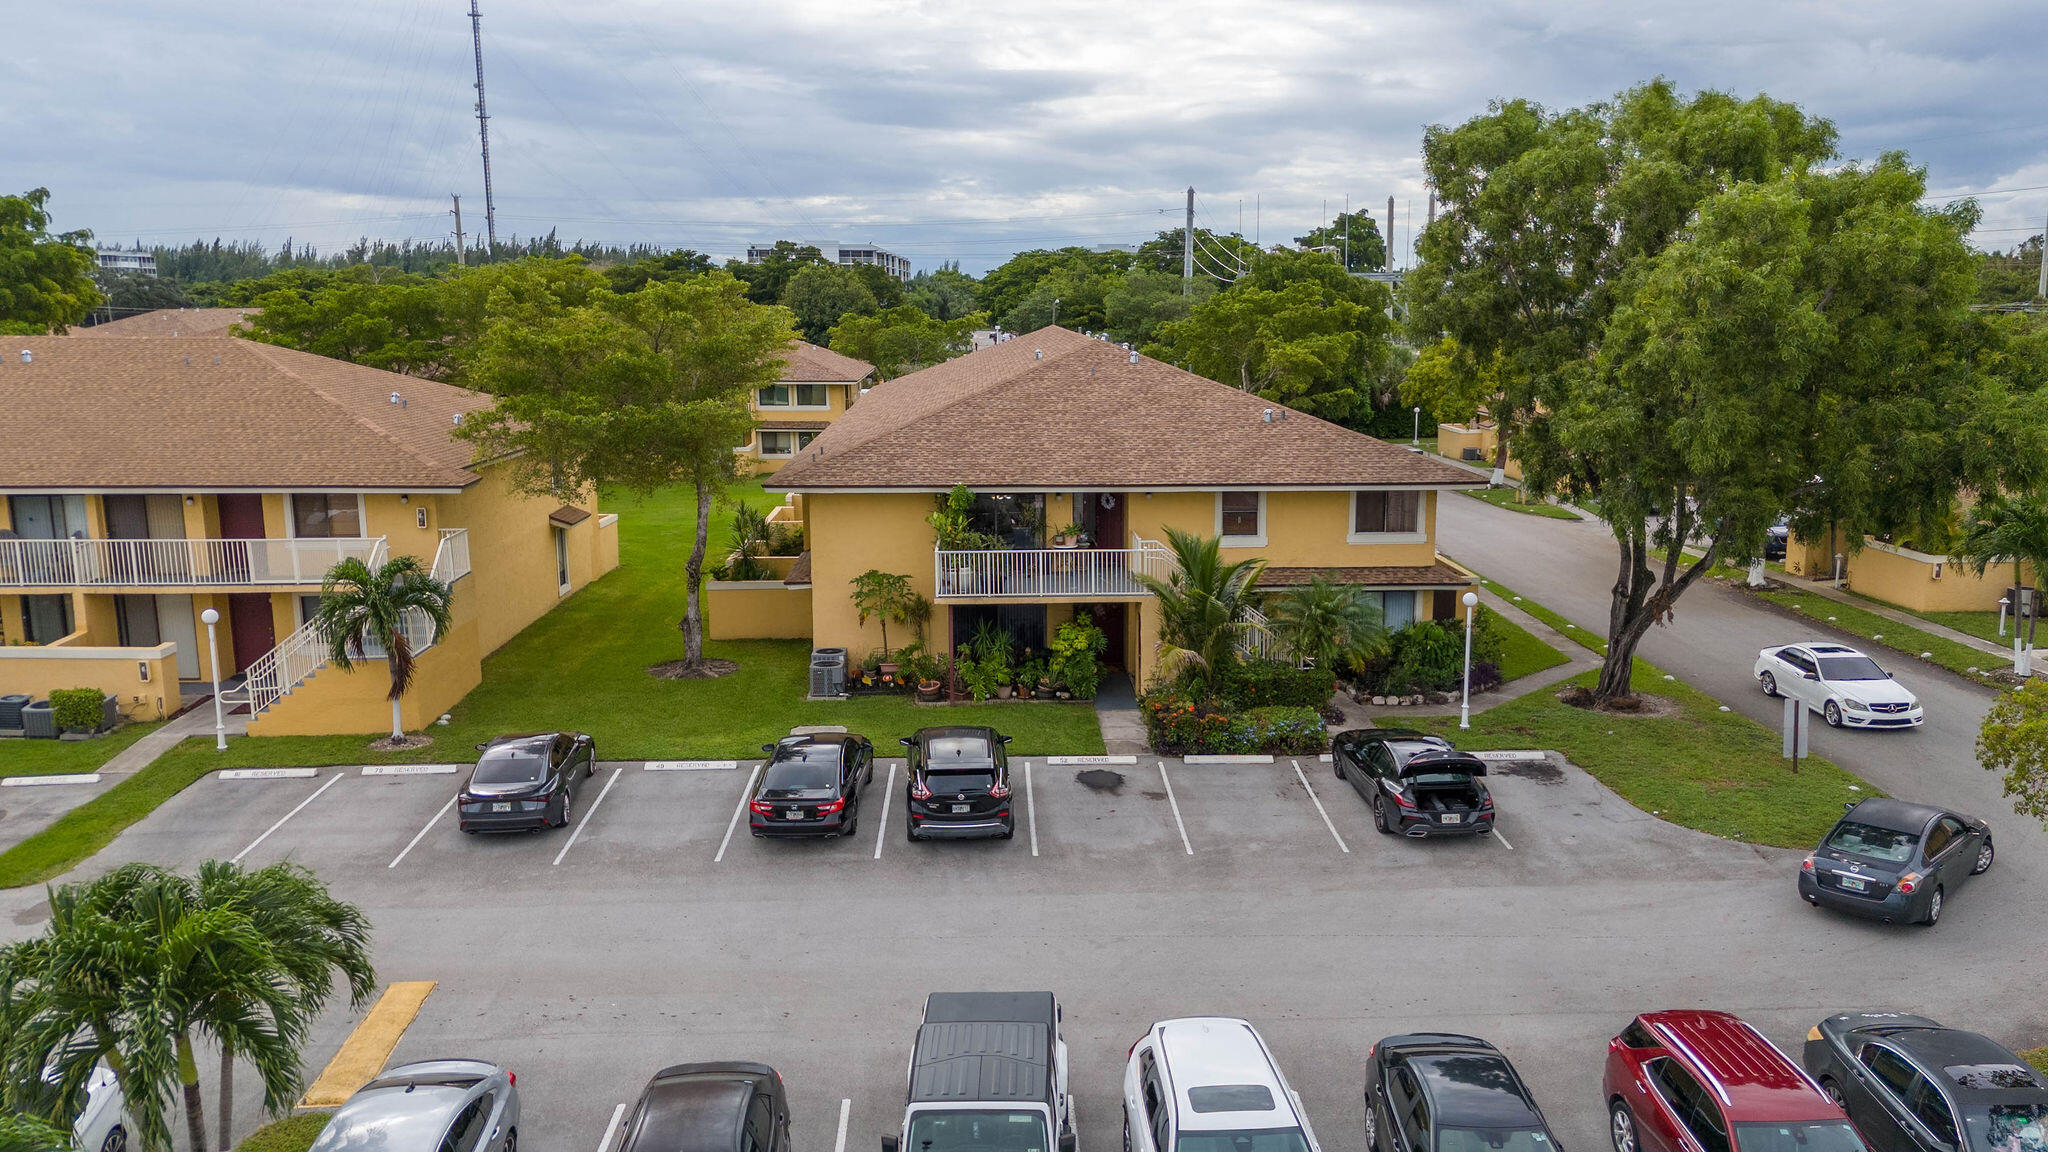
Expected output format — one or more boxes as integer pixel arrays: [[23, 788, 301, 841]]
[[200, 608, 226, 751], [1460, 591, 1481, 730]]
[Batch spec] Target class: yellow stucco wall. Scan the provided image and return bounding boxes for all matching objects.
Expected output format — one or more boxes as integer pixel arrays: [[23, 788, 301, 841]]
[[1126, 490, 1441, 568], [0, 642, 179, 721], [741, 382, 857, 474], [245, 613, 483, 736], [1843, 543, 2038, 614], [706, 582, 814, 640], [806, 492, 940, 659], [432, 463, 611, 656]]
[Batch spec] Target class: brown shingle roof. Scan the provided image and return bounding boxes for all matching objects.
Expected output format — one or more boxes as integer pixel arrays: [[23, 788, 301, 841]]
[[1256, 564, 1473, 588], [783, 552, 812, 586], [755, 419, 831, 432], [768, 327, 1485, 491], [548, 505, 592, 527], [0, 336, 494, 491], [780, 341, 872, 383], [72, 308, 256, 338]]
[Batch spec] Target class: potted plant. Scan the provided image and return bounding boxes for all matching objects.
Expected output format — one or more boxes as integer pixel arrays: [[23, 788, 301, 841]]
[[1049, 522, 1083, 549]]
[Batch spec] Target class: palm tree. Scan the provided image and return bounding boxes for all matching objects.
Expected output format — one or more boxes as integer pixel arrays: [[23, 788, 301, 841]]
[[195, 861, 375, 1150], [314, 555, 456, 740], [1131, 527, 1267, 688], [1267, 579, 1384, 669], [0, 1113, 73, 1152], [1952, 494, 2048, 669]]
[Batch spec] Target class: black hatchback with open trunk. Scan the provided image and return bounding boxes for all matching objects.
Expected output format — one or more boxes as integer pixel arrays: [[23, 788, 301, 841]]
[[1331, 728, 1495, 837]]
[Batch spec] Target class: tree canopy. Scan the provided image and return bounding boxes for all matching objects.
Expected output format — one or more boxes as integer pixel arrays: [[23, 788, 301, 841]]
[[780, 263, 878, 343], [0, 188, 101, 334], [828, 305, 986, 380], [1293, 210, 1387, 272]]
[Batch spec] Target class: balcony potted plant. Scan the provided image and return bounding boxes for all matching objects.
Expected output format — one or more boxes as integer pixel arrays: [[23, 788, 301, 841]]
[[927, 485, 1004, 594], [1049, 522, 1083, 550]]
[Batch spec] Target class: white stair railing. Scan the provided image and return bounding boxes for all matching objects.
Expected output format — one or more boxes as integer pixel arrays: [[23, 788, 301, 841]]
[[1237, 603, 1286, 663]]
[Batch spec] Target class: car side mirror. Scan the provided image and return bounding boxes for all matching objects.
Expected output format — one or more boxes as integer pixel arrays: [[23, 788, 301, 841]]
[[1804, 671, 1819, 680], [762, 744, 776, 754], [999, 734, 1013, 744], [1059, 1135, 1077, 1152], [899, 737, 914, 746], [882, 1138, 899, 1152], [475, 743, 488, 752], [1845, 801, 1858, 811]]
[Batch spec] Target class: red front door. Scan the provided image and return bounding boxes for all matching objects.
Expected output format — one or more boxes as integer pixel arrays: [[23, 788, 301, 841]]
[[226, 594, 276, 674]]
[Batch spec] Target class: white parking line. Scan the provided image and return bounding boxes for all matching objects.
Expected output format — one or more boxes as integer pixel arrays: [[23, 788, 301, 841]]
[[552, 767, 623, 867], [1492, 827, 1515, 850], [834, 1098, 851, 1152], [596, 1101, 628, 1152], [873, 763, 896, 860], [388, 794, 459, 869], [230, 774, 341, 864], [1291, 760, 1350, 854], [714, 764, 763, 863], [1024, 760, 1039, 857], [1158, 762, 1192, 855]]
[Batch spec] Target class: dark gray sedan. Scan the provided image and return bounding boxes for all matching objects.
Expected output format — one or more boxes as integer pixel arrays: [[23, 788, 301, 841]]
[[617, 1062, 790, 1152], [1798, 798, 1992, 925], [458, 732, 597, 833], [1803, 1012, 2048, 1152]]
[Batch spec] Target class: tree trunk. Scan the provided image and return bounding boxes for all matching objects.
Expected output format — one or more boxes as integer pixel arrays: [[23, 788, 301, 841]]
[[1490, 426, 1509, 487], [1594, 509, 1723, 703], [680, 477, 711, 662], [177, 1030, 209, 1152], [390, 697, 404, 740], [218, 1042, 234, 1151]]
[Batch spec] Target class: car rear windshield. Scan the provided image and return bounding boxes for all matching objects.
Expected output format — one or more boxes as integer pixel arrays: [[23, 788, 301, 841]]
[[1967, 1104, 2048, 1152], [1188, 1085, 1275, 1113], [906, 1109, 1047, 1152], [1177, 1128, 1311, 1152], [1817, 656, 1887, 681], [1437, 1127, 1555, 1152], [1824, 821, 1917, 864], [926, 736, 993, 764], [1733, 1122, 1869, 1152], [762, 761, 837, 792], [472, 751, 547, 785], [923, 769, 994, 791], [362, 1074, 484, 1091]]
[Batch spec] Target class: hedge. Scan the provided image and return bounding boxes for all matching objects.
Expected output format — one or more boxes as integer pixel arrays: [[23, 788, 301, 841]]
[[1141, 692, 1326, 755], [1219, 662, 1336, 710], [48, 688, 106, 732], [232, 1114, 332, 1152]]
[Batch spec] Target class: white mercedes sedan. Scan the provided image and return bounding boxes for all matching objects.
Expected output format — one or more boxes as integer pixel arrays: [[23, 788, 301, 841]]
[[1754, 642, 1924, 729]]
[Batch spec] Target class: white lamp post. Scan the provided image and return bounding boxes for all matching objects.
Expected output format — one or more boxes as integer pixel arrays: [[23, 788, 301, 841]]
[[1412, 406, 1421, 445], [1459, 590, 1479, 730], [200, 608, 227, 751], [1998, 596, 2010, 638]]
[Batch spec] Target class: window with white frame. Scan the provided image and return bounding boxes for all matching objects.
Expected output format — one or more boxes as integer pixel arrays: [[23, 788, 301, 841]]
[[289, 493, 363, 538], [756, 383, 830, 408], [1216, 491, 1265, 545], [1350, 490, 1424, 541], [757, 430, 818, 456], [793, 383, 828, 407]]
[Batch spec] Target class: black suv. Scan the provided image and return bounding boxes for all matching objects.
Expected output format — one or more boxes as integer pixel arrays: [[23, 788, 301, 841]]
[[1804, 1012, 2048, 1152], [1331, 728, 1493, 837], [901, 726, 1014, 841], [749, 733, 875, 838], [1365, 1032, 1561, 1152]]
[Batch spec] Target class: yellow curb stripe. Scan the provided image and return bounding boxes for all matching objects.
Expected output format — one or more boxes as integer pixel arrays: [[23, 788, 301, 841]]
[[298, 981, 437, 1108]]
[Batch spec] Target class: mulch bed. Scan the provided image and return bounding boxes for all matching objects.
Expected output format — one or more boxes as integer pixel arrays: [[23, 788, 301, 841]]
[[367, 734, 434, 751], [1555, 686, 1681, 719], [648, 658, 740, 680]]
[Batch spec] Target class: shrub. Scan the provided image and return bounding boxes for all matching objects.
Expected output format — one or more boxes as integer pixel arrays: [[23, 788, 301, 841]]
[[1239, 705, 1328, 754], [1139, 690, 1326, 755], [1220, 661, 1336, 709], [1387, 621, 1465, 693], [49, 688, 106, 732], [1047, 620, 1107, 699], [232, 1113, 332, 1152]]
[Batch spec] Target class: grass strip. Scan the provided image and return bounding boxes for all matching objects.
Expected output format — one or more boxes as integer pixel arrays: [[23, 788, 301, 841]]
[[1845, 592, 2011, 648], [232, 1113, 331, 1152], [1488, 610, 1570, 682], [0, 746, 220, 888], [2025, 1047, 2048, 1079], [1459, 486, 1581, 520], [0, 720, 165, 777], [1458, 570, 1607, 655], [1411, 657, 1875, 848], [1749, 587, 2005, 687]]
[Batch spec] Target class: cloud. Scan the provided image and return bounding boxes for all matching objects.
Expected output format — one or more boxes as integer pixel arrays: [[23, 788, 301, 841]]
[[9, 0, 2045, 272]]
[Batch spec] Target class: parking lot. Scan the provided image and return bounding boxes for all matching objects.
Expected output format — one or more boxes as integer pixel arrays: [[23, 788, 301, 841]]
[[2, 751, 2040, 1152]]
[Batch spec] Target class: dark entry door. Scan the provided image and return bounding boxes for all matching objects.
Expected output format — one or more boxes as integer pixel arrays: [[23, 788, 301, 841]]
[[226, 594, 275, 674], [1089, 603, 1128, 670], [215, 494, 265, 583], [1088, 493, 1125, 548]]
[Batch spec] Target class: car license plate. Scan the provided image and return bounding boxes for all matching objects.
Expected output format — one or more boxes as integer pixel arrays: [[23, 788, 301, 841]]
[[952, 803, 971, 813], [1440, 813, 1461, 824], [491, 802, 512, 813], [1838, 875, 1868, 892], [786, 809, 804, 820]]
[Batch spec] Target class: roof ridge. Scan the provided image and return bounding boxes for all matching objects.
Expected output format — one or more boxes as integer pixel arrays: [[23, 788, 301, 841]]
[[236, 341, 476, 480]]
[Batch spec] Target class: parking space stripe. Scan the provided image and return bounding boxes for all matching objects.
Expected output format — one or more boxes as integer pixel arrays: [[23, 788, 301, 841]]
[[834, 1098, 851, 1152], [1024, 760, 1039, 857], [873, 763, 896, 859], [597, 1101, 628, 1152], [1291, 760, 1350, 854], [230, 774, 341, 864], [388, 795, 458, 869], [1492, 828, 1515, 850], [552, 767, 624, 866], [1158, 762, 1193, 855], [714, 765, 762, 863]]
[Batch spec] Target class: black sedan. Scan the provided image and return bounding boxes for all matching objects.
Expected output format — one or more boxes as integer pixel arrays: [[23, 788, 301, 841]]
[[617, 1062, 791, 1152], [1799, 797, 1993, 925], [1332, 728, 1495, 837], [1365, 1032, 1561, 1152], [748, 733, 874, 838], [457, 732, 596, 832], [901, 725, 1014, 841], [1804, 1012, 2048, 1152]]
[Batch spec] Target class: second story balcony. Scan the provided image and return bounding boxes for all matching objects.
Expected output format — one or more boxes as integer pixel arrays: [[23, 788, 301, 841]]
[[0, 536, 387, 590], [934, 542, 1173, 600]]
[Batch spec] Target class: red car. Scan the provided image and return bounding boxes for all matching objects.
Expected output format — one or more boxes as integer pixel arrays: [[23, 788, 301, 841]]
[[1604, 1010, 1871, 1152]]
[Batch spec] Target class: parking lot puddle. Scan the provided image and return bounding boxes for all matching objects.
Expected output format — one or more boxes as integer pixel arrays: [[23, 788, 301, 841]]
[[1075, 769, 1126, 792]]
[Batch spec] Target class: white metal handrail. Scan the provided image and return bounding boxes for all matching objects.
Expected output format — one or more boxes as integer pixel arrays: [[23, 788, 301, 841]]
[[432, 528, 472, 583], [0, 536, 384, 589], [1237, 603, 1286, 662], [933, 545, 1174, 599]]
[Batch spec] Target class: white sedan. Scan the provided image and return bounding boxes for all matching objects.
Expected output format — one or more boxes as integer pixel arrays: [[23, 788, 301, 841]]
[[1754, 642, 1924, 729]]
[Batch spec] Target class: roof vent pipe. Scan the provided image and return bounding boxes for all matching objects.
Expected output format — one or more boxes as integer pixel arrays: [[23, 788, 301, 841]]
[[18, 350, 29, 364], [1128, 351, 1139, 364], [1033, 349, 1042, 359], [391, 391, 403, 405], [452, 412, 465, 427], [1262, 408, 1274, 423]]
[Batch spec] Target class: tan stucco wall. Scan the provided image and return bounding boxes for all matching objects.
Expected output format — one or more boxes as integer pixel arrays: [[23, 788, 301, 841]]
[[1127, 490, 1440, 568], [245, 613, 483, 736], [0, 642, 179, 720], [1844, 543, 2038, 614], [706, 582, 814, 640], [741, 382, 857, 473], [432, 463, 612, 656], [806, 492, 940, 658]]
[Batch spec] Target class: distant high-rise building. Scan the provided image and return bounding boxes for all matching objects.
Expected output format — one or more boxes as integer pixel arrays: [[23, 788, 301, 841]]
[[95, 247, 156, 274], [748, 241, 911, 281]]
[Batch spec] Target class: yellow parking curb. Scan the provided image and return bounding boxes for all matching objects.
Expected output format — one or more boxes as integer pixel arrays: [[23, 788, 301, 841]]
[[298, 981, 437, 1108]]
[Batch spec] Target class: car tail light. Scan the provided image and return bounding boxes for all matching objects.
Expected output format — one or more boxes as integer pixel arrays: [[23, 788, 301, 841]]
[[1801, 855, 1814, 872], [508, 1071, 516, 1086], [1390, 789, 1416, 809], [910, 779, 932, 800], [818, 798, 846, 815], [749, 800, 775, 816], [1896, 872, 1919, 894], [990, 780, 1011, 799]]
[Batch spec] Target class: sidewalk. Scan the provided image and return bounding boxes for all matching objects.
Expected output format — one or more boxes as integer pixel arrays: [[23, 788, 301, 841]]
[[0, 700, 245, 856], [1092, 671, 1148, 755], [1754, 573, 2041, 677]]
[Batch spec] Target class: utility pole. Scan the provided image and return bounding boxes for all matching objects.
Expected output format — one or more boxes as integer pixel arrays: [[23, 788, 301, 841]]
[[2038, 202, 2047, 299], [1343, 193, 1350, 271], [1183, 187, 1195, 295], [451, 194, 466, 267], [1386, 197, 1395, 271], [468, 0, 499, 258]]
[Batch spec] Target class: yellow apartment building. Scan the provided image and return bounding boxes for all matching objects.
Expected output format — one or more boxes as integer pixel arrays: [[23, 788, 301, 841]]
[[0, 334, 618, 734], [736, 342, 875, 475], [709, 327, 1484, 687]]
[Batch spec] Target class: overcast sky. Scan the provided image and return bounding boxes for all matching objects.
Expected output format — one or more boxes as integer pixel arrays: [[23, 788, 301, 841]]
[[14, 0, 2047, 275]]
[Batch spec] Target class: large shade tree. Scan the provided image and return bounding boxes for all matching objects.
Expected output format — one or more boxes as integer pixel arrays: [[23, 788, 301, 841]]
[[828, 305, 985, 380], [0, 189, 101, 334], [1406, 79, 2047, 700]]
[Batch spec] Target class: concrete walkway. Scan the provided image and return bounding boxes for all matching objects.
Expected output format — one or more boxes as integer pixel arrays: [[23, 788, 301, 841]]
[[1753, 573, 2039, 676], [1091, 671, 1148, 755], [100, 700, 248, 776]]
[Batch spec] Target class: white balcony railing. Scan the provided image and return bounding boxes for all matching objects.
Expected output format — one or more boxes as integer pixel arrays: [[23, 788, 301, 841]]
[[934, 544, 1173, 599], [432, 528, 472, 583], [0, 536, 386, 589]]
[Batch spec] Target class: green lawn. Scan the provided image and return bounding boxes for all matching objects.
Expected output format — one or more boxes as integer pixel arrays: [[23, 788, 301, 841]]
[[232, 1113, 331, 1152], [1843, 591, 2012, 648], [1455, 569, 1607, 655], [1459, 486, 1581, 520], [1413, 657, 1873, 848], [1750, 588, 2004, 687], [1488, 610, 1570, 683], [0, 738, 224, 887], [2026, 1046, 2048, 1079], [0, 720, 163, 776]]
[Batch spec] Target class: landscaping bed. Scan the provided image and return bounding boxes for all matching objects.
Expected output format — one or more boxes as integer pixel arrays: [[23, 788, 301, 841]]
[[231, 1113, 331, 1152], [1141, 663, 1335, 755]]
